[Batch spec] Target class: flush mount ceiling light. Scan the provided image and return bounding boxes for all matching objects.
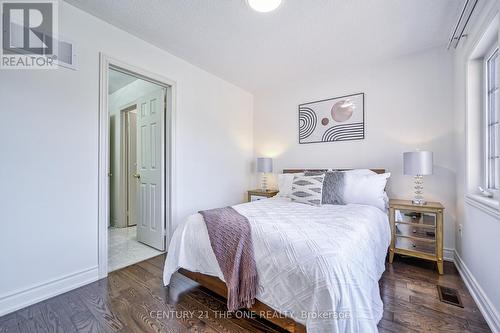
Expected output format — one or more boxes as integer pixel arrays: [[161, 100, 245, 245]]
[[247, 0, 282, 13]]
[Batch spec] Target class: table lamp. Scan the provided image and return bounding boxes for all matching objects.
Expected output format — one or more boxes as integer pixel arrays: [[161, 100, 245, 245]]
[[403, 151, 433, 205], [257, 157, 273, 191]]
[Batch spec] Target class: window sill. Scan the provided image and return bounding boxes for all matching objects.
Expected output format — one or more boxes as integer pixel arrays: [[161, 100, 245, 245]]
[[465, 194, 500, 219]]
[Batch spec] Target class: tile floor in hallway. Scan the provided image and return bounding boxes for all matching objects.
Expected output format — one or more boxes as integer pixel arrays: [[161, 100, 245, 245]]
[[108, 226, 163, 272]]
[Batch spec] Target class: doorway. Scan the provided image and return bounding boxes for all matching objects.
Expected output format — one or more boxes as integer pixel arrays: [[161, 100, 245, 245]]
[[99, 55, 176, 277]]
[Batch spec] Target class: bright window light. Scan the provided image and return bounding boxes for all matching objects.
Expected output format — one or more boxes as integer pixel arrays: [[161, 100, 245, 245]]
[[486, 47, 499, 190], [247, 0, 282, 13]]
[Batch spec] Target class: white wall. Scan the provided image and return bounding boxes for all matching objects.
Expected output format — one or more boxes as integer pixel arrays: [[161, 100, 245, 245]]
[[453, 0, 500, 331], [254, 46, 456, 254], [0, 2, 253, 315], [108, 79, 163, 228]]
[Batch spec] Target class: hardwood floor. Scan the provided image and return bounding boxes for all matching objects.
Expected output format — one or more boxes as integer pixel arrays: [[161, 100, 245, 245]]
[[0, 254, 491, 333], [378, 256, 490, 332]]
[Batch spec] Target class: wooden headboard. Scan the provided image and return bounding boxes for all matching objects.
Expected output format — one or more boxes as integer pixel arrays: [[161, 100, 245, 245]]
[[283, 168, 386, 174]]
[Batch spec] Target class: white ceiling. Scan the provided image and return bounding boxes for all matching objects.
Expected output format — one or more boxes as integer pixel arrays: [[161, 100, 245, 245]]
[[108, 69, 137, 94], [67, 0, 463, 94]]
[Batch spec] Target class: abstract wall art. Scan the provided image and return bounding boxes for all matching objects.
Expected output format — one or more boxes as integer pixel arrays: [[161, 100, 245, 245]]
[[298, 93, 364, 144]]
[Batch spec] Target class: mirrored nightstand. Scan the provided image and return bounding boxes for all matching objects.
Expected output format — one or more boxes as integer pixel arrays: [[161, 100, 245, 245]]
[[247, 189, 278, 202], [388, 199, 444, 274]]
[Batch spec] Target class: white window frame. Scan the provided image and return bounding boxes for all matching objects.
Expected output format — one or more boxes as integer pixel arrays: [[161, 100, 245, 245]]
[[484, 44, 500, 198]]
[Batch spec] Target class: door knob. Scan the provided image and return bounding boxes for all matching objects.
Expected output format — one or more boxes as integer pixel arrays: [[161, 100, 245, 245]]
[[132, 172, 141, 179]]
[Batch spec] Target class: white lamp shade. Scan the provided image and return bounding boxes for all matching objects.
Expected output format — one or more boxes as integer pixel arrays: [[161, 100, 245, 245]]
[[257, 157, 273, 173], [403, 151, 433, 176]]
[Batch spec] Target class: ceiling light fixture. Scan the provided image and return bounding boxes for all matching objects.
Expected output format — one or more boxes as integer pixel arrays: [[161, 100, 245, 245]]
[[247, 0, 282, 13]]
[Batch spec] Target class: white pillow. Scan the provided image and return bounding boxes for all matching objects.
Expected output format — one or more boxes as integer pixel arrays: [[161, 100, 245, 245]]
[[276, 173, 302, 197], [343, 169, 376, 175], [343, 172, 390, 211]]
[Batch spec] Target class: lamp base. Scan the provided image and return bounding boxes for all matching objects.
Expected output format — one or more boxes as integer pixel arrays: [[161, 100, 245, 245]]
[[412, 175, 426, 206], [412, 199, 427, 205], [260, 173, 268, 192]]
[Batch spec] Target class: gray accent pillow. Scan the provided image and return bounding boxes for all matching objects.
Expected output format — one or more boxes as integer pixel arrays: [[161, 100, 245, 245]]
[[290, 174, 325, 206], [304, 171, 345, 205]]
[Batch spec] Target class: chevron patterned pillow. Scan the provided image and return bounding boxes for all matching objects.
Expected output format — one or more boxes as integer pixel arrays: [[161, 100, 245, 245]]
[[290, 174, 325, 206]]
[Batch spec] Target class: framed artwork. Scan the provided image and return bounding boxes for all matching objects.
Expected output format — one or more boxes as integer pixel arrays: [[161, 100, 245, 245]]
[[298, 92, 364, 144]]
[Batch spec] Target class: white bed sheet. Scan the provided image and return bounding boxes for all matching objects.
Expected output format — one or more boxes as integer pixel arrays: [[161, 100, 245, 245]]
[[164, 197, 391, 333]]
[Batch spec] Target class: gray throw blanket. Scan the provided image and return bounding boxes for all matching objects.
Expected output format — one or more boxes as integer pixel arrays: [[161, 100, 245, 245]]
[[199, 207, 258, 311]]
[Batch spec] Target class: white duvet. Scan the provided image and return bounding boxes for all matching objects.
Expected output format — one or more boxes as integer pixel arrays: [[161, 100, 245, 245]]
[[164, 197, 391, 333]]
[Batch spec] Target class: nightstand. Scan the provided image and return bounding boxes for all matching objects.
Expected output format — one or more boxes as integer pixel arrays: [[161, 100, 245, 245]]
[[247, 189, 278, 202], [388, 199, 444, 274]]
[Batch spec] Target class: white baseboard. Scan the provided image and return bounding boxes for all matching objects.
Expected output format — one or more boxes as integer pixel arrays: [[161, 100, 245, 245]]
[[444, 248, 455, 262], [454, 250, 500, 333], [0, 266, 99, 317]]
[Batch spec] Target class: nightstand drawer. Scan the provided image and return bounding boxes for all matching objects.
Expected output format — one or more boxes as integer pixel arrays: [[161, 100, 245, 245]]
[[395, 237, 436, 255], [395, 223, 436, 241], [395, 209, 436, 228], [250, 195, 265, 202]]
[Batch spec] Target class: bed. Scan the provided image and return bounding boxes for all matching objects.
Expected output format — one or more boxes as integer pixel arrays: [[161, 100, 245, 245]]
[[163, 169, 391, 333]]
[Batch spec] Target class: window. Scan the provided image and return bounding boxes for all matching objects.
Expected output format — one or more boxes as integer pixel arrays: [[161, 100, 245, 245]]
[[465, 17, 500, 210], [485, 47, 499, 191]]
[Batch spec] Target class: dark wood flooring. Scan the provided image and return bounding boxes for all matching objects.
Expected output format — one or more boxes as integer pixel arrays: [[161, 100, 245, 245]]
[[0, 254, 491, 332]]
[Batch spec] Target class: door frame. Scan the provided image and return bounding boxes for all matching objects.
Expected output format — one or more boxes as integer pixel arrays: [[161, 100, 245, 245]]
[[98, 53, 177, 278], [121, 103, 137, 227]]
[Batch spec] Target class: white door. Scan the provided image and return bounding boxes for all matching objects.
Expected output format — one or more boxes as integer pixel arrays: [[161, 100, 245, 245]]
[[136, 89, 166, 251]]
